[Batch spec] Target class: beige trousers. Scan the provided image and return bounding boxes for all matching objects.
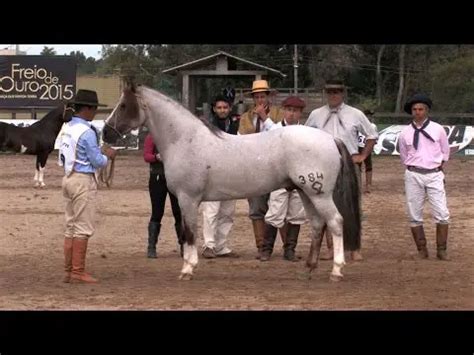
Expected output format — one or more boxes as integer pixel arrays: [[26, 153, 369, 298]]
[[62, 173, 98, 239]]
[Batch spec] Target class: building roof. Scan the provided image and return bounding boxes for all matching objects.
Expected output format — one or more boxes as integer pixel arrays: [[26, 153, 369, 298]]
[[162, 50, 286, 77]]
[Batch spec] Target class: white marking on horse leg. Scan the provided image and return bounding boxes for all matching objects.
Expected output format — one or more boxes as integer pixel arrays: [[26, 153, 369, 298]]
[[20, 145, 28, 154], [38, 167, 45, 188], [329, 221, 346, 281], [34, 169, 39, 182], [179, 243, 198, 280], [330, 232, 345, 281]]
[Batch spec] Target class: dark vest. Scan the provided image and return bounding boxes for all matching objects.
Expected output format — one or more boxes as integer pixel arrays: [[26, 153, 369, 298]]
[[209, 113, 240, 135]]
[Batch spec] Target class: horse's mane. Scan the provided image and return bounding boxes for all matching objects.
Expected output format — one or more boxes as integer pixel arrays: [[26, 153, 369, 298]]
[[31, 105, 64, 128], [141, 86, 223, 138]]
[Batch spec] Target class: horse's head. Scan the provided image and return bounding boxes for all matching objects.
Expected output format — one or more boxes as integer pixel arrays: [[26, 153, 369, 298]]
[[103, 80, 144, 144]]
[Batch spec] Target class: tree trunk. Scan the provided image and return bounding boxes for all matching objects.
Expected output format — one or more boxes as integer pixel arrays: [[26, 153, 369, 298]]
[[376, 45, 385, 107], [395, 45, 406, 113]]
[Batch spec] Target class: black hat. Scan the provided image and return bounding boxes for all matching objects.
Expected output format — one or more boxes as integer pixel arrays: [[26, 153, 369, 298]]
[[324, 79, 345, 90], [68, 89, 106, 107], [404, 93, 432, 114], [212, 94, 232, 107]]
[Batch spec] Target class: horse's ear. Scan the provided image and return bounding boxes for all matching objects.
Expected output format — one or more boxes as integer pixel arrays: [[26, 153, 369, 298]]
[[63, 103, 75, 122], [124, 76, 137, 93]]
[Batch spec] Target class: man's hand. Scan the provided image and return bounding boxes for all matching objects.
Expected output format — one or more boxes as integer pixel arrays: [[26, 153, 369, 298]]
[[352, 154, 365, 164], [254, 104, 269, 120], [155, 153, 162, 162], [102, 145, 117, 159]]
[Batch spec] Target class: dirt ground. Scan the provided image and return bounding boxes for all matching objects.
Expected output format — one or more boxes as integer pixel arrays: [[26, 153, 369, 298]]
[[0, 152, 473, 310]]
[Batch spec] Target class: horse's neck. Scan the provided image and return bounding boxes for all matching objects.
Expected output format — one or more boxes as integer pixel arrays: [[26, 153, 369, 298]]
[[35, 109, 64, 135], [144, 89, 207, 155]]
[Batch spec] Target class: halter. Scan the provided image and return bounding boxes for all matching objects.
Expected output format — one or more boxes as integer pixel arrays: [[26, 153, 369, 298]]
[[104, 93, 147, 137], [100, 94, 147, 188]]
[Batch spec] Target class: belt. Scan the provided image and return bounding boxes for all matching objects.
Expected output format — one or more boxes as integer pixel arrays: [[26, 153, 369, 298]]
[[407, 166, 442, 174]]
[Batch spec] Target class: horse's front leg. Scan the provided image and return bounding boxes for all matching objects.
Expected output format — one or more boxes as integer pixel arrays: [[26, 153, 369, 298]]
[[176, 194, 200, 280], [35, 154, 47, 188]]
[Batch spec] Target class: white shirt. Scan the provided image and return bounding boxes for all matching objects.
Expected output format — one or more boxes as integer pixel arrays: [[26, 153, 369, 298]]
[[358, 122, 378, 148], [305, 103, 378, 155]]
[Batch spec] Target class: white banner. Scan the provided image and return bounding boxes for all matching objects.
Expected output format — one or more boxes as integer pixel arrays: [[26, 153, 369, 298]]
[[373, 125, 474, 156]]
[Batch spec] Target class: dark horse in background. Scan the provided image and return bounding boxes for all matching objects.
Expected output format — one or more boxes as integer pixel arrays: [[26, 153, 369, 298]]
[[0, 104, 74, 187]]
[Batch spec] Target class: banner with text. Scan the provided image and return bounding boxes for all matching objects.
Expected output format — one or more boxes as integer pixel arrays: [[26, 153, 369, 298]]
[[374, 125, 474, 156], [0, 55, 76, 107]]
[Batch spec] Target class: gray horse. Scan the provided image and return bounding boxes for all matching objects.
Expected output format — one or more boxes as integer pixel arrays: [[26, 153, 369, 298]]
[[103, 83, 360, 281]]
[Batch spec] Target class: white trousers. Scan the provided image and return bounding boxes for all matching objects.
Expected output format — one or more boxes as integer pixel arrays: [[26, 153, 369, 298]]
[[202, 200, 236, 255], [264, 188, 306, 228], [404, 170, 450, 226]]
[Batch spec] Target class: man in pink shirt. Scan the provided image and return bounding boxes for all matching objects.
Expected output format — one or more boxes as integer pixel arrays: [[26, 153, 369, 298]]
[[399, 94, 450, 260]]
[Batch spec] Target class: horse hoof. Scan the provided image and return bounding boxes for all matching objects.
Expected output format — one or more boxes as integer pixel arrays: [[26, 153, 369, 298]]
[[329, 274, 343, 282], [179, 273, 193, 281]]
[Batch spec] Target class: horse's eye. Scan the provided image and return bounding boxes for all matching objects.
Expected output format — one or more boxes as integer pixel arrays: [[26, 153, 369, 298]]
[[120, 103, 126, 110]]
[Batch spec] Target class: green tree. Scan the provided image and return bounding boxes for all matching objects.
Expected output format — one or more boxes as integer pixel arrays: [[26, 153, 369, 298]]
[[40, 46, 56, 56], [68, 50, 98, 75]]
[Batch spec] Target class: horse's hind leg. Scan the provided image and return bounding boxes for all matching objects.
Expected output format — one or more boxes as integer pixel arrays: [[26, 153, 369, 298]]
[[297, 191, 325, 272], [176, 194, 200, 280], [314, 198, 345, 281], [301, 192, 345, 282]]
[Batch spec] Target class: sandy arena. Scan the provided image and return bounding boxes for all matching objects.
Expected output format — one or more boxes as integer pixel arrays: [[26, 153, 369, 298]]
[[0, 152, 472, 310]]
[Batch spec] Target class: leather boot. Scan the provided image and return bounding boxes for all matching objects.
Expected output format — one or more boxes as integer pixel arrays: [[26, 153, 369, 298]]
[[260, 224, 278, 262], [436, 223, 449, 260], [147, 221, 161, 258], [63, 237, 73, 283], [252, 219, 266, 259], [411, 225, 428, 259], [71, 238, 98, 283], [283, 223, 300, 262], [279, 223, 288, 245], [365, 171, 373, 193], [175, 222, 184, 257]]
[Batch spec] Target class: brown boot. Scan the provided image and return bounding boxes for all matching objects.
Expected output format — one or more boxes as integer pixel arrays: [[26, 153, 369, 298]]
[[283, 223, 300, 262], [63, 237, 73, 283], [71, 238, 99, 283], [411, 225, 428, 259], [365, 171, 372, 193], [260, 224, 278, 262], [252, 219, 266, 259], [350, 249, 364, 261], [436, 223, 449, 260]]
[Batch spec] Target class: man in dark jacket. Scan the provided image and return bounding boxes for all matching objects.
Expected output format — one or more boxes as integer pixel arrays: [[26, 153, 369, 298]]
[[201, 94, 240, 258]]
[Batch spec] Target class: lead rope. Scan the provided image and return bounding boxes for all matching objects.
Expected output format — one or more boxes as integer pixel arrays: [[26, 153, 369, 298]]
[[98, 148, 115, 188]]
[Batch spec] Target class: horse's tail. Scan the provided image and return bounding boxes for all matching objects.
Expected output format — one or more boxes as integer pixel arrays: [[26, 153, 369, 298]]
[[333, 138, 361, 251]]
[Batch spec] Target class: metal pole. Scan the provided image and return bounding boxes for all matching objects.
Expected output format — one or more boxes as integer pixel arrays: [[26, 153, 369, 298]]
[[293, 44, 298, 94]]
